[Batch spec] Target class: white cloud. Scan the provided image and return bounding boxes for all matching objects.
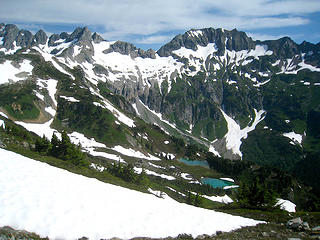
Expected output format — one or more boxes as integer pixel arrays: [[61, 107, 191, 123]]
[[0, 0, 319, 44], [136, 35, 174, 44], [247, 33, 286, 41]]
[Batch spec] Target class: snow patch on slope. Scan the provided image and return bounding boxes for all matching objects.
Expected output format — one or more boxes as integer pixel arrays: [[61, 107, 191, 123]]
[[173, 43, 217, 60], [68, 131, 106, 148], [220, 109, 266, 157], [134, 167, 176, 180], [15, 119, 58, 140], [37, 79, 58, 107], [0, 60, 33, 84], [0, 112, 8, 119], [60, 95, 80, 103], [283, 132, 303, 145], [91, 41, 183, 90], [217, 45, 273, 67], [209, 139, 221, 157], [93, 99, 135, 127], [277, 199, 296, 212], [112, 145, 160, 161], [0, 41, 21, 55], [204, 194, 233, 204], [33, 44, 75, 80], [0, 148, 263, 239], [45, 107, 56, 117], [0, 119, 5, 129], [68, 131, 126, 162]]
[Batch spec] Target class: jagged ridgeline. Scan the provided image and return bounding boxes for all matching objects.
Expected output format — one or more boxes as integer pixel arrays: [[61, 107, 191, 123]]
[[0, 23, 320, 189]]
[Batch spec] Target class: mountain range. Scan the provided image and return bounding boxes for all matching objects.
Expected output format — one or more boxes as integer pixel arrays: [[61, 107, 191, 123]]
[[0, 23, 320, 192]]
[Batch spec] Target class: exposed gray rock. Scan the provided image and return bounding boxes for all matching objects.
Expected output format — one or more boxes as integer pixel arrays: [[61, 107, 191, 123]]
[[0, 226, 47, 240], [60, 32, 69, 40], [157, 27, 255, 57], [92, 32, 104, 43], [104, 41, 156, 59], [93, 64, 109, 76], [263, 37, 299, 59], [287, 217, 303, 230], [0, 24, 48, 49], [138, 48, 156, 59], [302, 222, 310, 231], [104, 41, 137, 57], [68, 27, 92, 42], [16, 29, 34, 48], [196, 234, 210, 239], [68, 27, 84, 41], [48, 33, 62, 47], [51, 27, 96, 63], [0, 139, 5, 148], [2, 24, 19, 50], [34, 30, 48, 45], [77, 237, 89, 240], [286, 218, 311, 232], [0, 23, 6, 37]]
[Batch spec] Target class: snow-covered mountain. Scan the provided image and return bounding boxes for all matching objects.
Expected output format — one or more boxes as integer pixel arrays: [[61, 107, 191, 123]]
[[0, 23, 320, 175]]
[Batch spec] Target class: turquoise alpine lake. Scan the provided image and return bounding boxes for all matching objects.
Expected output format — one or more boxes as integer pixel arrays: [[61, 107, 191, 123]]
[[201, 178, 234, 188], [178, 158, 209, 168]]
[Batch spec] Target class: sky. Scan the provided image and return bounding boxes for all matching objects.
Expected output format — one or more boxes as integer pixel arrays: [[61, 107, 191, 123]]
[[1, 0, 320, 50]]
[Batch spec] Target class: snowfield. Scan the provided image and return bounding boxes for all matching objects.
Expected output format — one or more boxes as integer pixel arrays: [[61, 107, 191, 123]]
[[277, 199, 296, 213], [283, 132, 303, 145], [112, 145, 161, 161], [0, 60, 33, 84], [220, 108, 266, 157], [0, 148, 263, 239], [204, 194, 234, 204], [15, 119, 58, 140]]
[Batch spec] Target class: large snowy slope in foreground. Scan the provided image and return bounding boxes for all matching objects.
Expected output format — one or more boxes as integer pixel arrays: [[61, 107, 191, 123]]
[[0, 148, 262, 239]]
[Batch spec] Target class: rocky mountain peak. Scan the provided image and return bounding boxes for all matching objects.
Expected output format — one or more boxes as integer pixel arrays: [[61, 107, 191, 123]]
[[104, 40, 156, 59], [157, 27, 256, 57], [69, 26, 92, 42], [0, 23, 49, 50], [16, 29, 34, 48], [1, 24, 19, 49], [262, 37, 299, 58], [224, 28, 255, 52], [48, 33, 62, 47], [34, 30, 48, 45], [0, 23, 5, 35], [92, 32, 104, 43]]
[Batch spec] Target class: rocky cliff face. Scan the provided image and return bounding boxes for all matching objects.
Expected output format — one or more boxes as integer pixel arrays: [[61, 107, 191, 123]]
[[157, 28, 256, 57]]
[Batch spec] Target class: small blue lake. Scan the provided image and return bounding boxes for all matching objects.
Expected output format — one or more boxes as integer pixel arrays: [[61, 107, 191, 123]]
[[178, 158, 209, 168], [201, 178, 234, 188]]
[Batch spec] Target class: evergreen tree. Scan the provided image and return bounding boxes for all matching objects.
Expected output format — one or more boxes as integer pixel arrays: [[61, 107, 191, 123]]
[[50, 132, 60, 158], [186, 191, 194, 205], [137, 168, 149, 185], [237, 176, 278, 210], [194, 193, 204, 207], [35, 135, 51, 154], [60, 131, 72, 159], [49, 131, 88, 166], [122, 163, 136, 182]]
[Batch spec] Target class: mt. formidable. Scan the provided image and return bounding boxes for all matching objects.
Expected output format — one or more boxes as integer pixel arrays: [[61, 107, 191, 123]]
[[0, 23, 320, 194]]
